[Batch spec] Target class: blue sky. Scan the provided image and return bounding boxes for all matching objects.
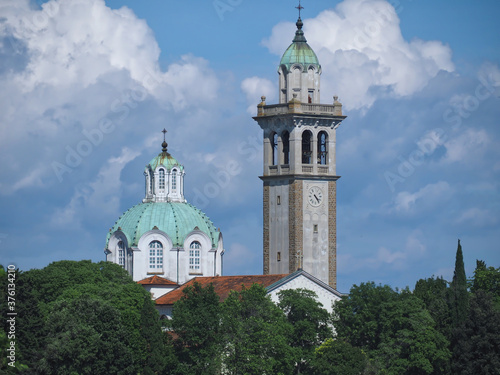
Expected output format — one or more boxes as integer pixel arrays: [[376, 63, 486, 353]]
[[1, 0, 499, 292]]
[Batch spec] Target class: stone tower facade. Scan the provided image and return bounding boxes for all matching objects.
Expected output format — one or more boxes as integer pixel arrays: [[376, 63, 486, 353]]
[[253, 16, 346, 288]]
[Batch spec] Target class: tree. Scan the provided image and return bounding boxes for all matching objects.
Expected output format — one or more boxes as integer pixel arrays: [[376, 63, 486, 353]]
[[169, 282, 222, 375], [221, 284, 294, 375], [414, 276, 452, 341], [334, 283, 451, 374], [375, 292, 451, 375], [4, 260, 168, 374], [310, 338, 367, 375], [452, 291, 500, 374], [471, 260, 500, 309], [449, 239, 469, 327], [278, 288, 332, 374], [333, 282, 398, 352], [139, 295, 168, 374], [36, 295, 135, 375]]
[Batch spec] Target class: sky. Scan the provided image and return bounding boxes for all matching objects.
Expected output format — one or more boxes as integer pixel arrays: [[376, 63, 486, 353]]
[[0, 0, 499, 293]]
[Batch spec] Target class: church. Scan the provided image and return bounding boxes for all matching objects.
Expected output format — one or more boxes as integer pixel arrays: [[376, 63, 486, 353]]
[[105, 9, 346, 315]]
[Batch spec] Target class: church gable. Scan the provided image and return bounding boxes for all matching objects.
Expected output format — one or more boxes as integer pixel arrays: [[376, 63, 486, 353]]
[[266, 269, 344, 314]]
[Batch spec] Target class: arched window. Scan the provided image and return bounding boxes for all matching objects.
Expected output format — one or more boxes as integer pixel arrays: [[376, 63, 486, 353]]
[[318, 131, 328, 165], [149, 241, 163, 269], [292, 66, 301, 88], [281, 131, 290, 165], [117, 241, 125, 267], [280, 69, 287, 103], [189, 241, 201, 272], [171, 169, 177, 191], [271, 133, 278, 166], [149, 170, 154, 194], [159, 169, 165, 190], [302, 130, 312, 164]]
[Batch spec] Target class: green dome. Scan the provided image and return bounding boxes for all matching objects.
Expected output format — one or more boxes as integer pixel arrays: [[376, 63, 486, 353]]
[[146, 151, 184, 172], [279, 18, 320, 71], [106, 202, 218, 248]]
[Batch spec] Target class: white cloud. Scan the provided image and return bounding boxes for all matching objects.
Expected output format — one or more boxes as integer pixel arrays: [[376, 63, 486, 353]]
[[442, 129, 489, 164], [259, 0, 454, 110], [477, 62, 500, 97], [5, 0, 159, 91], [241, 76, 276, 114], [0, 0, 221, 191], [456, 208, 498, 227], [49, 147, 140, 228], [394, 181, 452, 213], [339, 230, 427, 272], [9, 167, 46, 193]]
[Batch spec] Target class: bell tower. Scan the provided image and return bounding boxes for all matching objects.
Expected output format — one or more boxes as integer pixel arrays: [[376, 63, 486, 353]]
[[253, 7, 346, 288]]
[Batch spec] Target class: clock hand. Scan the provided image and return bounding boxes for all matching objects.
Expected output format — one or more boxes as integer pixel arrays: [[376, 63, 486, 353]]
[[314, 194, 319, 202]]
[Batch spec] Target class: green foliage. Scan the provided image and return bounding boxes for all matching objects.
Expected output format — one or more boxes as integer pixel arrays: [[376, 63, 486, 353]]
[[472, 260, 500, 309], [169, 282, 222, 374], [334, 282, 451, 375], [221, 284, 294, 375], [334, 282, 398, 351], [1, 260, 167, 374], [36, 295, 135, 374], [449, 240, 469, 327], [375, 293, 451, 375], [311, 338, 367, 375], [139, 295, 168, 373], [452, 291, 500, 374], [278, 288, 332, 374], [414, 276, 452, 341]]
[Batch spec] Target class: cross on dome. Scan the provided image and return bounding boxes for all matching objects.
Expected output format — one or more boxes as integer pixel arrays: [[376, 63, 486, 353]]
[[161, 128, 168, 153], [296, 0, 304, 18]]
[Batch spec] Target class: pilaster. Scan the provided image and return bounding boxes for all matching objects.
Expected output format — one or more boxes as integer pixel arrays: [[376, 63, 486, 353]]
[[263, 184, 270, 274], [328, 180, 337, 289], [288, 180, 303, 273]]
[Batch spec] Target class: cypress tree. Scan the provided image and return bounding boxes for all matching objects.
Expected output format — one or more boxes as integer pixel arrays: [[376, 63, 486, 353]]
[[449, 239, 469, 327]]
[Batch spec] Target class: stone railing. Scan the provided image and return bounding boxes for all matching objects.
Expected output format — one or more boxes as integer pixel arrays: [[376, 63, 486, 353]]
[[256, 96, 344, 117]]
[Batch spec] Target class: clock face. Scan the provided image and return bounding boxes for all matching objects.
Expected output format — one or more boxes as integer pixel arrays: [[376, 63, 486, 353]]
[[308, 186, 323, 207]]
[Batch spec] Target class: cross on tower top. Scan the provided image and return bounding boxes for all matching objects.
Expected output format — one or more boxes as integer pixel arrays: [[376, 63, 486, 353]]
[[161, 128, 168, 153], [296, 0, 304, 18]]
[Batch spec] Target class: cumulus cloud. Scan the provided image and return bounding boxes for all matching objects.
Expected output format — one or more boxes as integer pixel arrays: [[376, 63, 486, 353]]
[[339, 230, 427, 272], [49, 147, 140, 229], [241, 76, 276, 114], [0, 0, 220, 192], [260, 0, 454, 110], [393, 181, 452, 213], [477, 62, 500, 97], [455, 208, 498, 227], [442, 129, 489, 164], [2, 0, 159, 90]]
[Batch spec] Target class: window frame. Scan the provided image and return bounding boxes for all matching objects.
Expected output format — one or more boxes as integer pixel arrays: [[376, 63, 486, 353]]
[[189, 241, 201, 273], [149, 240, 164, 270]]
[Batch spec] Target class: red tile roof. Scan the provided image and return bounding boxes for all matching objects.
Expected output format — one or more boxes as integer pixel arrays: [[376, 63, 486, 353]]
[[155, 274, 288, 305], [137, 275, 178, 286]]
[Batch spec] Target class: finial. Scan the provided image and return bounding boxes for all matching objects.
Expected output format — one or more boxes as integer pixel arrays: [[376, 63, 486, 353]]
[[161, 128, 168, 153], [293, 0, 306, 42], [295, 0, 304, 30], [296, 0, 304, 19]]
